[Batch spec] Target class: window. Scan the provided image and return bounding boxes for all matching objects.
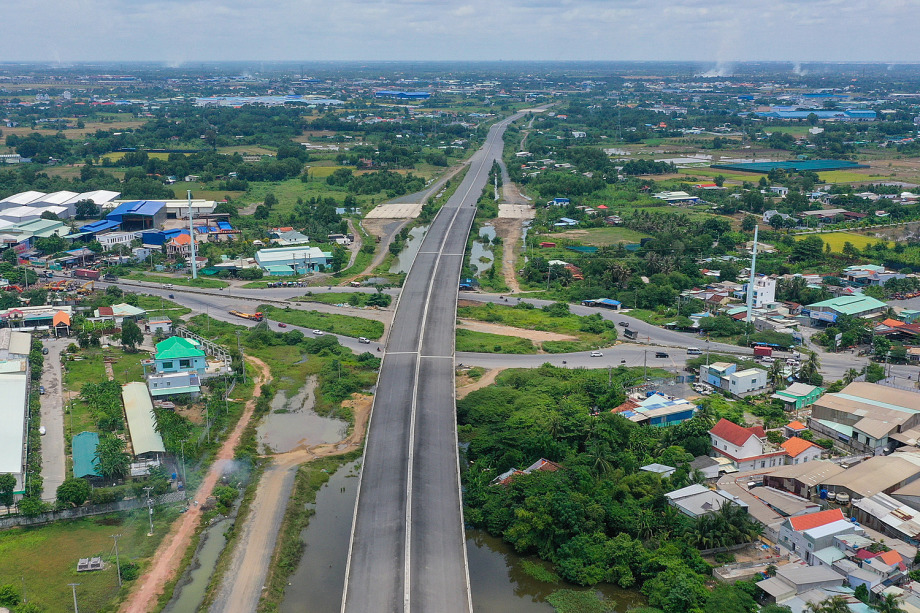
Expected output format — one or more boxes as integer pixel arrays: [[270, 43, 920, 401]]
[[761, 461, 766, 468], [161, 361, 173, 370], [180, 359, 191, 368]]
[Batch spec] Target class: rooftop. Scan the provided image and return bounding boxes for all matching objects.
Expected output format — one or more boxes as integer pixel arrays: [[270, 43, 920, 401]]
[[155, 336, 205, 360], [72, 431, 101, 479], [788, 507, 846, 531], [711, 418, 764, 447], [121, 382, 166, 456], [782, 437, 823, 458], [807, 294, 888, 315]]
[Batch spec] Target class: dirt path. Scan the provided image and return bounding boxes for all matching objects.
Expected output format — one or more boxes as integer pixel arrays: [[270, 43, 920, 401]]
[[456, 319, 576, 342], [457, 368, 504, 400], [120, 356, 272, 613], [210, 393, 374, 612], [492, 218, 524, 294], [345, 219, 363, 271]]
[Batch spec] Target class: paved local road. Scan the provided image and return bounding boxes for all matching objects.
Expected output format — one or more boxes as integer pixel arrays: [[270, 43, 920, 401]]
[[39, 337, 70, 502], [342, 112, 525, 613]]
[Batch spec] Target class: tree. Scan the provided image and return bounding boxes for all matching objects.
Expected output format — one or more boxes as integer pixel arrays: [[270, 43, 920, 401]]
[[791, 236, 825, 263], [75, 199, 99, 219], [768, 359, 785, 391], [0, 473, 15, 509], [866, 362, 886, 383], [263, 193, 278, 208], [806, 596, 852, 613], [0, 584, 20, 607], [56, 478, 90, 507], [873, 336, 892, 359], [121, 319, 143, 352], [741, 215, 756, 232], [714, 174, 726, 187], [95, 434, 131, 479], [874, 593, 907, 613], [17, 497, 46, 517]]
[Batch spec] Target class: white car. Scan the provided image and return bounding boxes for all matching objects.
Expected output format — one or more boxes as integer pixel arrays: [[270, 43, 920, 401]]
[[358, 337, 371, 344], [761, 356, 775, 364], [589, 351, 603, 357], [39, 426, 46, 436], [312, 330, 324, 336], [164, 283, 174, 289]]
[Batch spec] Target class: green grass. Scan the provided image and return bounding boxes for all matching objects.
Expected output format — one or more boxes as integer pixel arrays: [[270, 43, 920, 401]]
[[0, 506, 183, 612], [286, 292, 389, 308], [678, 168, 759, 183], [258, 305, 385, 340], [543, 226, 651, 246], [455, 329, 538, 354], [170, 187, 246, 201], [818, 170, 885, 183], [135, 294, 192, 320], [795, 231, 890, 252], [124, 273, 228, 289], [457, 303, 617, 347]]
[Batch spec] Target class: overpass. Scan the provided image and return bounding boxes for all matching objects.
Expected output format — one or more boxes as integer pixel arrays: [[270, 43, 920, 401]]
[[341, 113, 523, 613]]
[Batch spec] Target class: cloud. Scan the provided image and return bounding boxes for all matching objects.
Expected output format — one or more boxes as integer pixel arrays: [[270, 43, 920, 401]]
[[1, 0, 918, 61]]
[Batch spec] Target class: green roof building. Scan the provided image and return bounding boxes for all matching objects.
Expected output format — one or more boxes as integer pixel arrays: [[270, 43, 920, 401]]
[[154, 336, 207, 374], [72, 431, 101, 479], [806, 295, 887, 323], [771, 383, 824, 411]]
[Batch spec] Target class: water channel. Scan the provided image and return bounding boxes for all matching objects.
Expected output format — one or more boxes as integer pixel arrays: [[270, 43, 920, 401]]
[[163, 510, 234, 612], [389, 225, 430, 274], [469, 224, 496, 277], [258, 376, 348, 453]]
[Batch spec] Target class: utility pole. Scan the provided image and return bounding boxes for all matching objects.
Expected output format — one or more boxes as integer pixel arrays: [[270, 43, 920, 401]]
[[143, 486, 154, 536], [236, 330, 246, 384], [68, 583, 80, 613], [643, 349, 648, 383], [179, 439, 188, 487], [188, 190, 198, 280], [745, 225, 760, 348], [111, 534, 122, 587]]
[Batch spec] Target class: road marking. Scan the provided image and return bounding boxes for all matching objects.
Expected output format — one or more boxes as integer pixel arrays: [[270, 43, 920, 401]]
[[419, 355, 455, 359], [386, 351, 419, 355]]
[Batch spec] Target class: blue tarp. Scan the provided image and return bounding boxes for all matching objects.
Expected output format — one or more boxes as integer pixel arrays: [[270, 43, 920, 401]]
[[217, 221, 233, 230]]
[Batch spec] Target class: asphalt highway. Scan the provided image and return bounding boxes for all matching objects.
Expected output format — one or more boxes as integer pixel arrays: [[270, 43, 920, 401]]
[[341, 113, 525, 613]]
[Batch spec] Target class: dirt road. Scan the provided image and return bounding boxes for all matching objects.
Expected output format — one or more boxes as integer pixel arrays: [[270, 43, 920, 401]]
[[210, 393, 373, 612], [119, 356, 272, 613], [492, 218, 524, 294]]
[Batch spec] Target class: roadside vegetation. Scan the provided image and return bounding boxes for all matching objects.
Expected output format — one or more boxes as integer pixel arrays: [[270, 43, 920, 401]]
[[257, 304, 384, 340]]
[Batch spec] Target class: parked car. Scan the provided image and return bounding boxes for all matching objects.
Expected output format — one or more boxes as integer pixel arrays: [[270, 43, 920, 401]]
[[39, 385, 45, 395], [590, 351, 603, 357], [312, 330, 324, 336], [164, 283, 174, 289], [42, 347, 49, 355], [39, 426, 46, 435], [654, 352, 669, 358], [277, 323, 287, 328], [358, 337, 371, 344], [761, 356, 775, 364]]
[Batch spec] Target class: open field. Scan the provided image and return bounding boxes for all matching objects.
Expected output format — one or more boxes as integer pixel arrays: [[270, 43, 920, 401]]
[[135, 294, 193, 319], [818, 170, 888, 183], [168, 186, 245, 201], [456, 302, 617, 348], [455, 329, 538, 354], [101, 151, 175, 163], [124, 273, 229, 289], [258, 304, 385, 340], [795, 231, 891, 251], [544, 226, 651, 246], [0, 119, 146, 140], [306, 165, 347, 178], [678, 168, 760, 183], [216, 145, 277, 156]]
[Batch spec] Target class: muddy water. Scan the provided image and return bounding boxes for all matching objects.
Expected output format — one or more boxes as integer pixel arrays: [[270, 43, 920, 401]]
[[257, 376, 347, 453], [279, 460, 645, 612], [163, 516, 231, 613], [281, 460, 360, 613], [389, 225, 430, 274], [470, 225, 496, 277]]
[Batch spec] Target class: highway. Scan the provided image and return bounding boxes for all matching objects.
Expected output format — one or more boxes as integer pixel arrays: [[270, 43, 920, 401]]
[[341, 113, 522, 613]]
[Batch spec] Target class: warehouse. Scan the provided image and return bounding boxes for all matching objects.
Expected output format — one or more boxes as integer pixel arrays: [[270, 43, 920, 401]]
[[106, 200, 166, 231], [374, 90, 431, 100], [0, 359, 29, 495], [254, 245, 331, 273], [121, 382, 166, 460], [805, 295, 888, 324]]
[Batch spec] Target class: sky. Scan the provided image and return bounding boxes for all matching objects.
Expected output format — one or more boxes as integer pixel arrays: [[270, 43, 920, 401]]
[[4, 0, 920, 64]]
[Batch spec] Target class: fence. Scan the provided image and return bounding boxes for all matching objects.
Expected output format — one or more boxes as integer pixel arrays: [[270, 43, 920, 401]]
[[0, 490, 187, 531]]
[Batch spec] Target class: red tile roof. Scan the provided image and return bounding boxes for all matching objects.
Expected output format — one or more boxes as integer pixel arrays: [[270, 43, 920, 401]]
[[786, 420, 807, 431], [788, 508, 846, 532], [98, 306, 113, 316], [782, 437, 821, 458], [611, 399, 641, 414], [711, 418, 762, 447], [877, 549, 905, 569]]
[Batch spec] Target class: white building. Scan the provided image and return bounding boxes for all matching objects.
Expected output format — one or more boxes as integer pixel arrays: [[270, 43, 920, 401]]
[[96, 231, 140, 252], [778, 508, 857, 565], [729, 368, 768, 395], [710, 418, 786, 471], [744, 275, 777, 308]]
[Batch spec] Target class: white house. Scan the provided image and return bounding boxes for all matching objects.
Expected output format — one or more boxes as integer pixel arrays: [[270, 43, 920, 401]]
[[777, 508, 857, 565], [96, 231, 140, 252], [710, 418, 786, 471], [728, 368, 768, 395], [743, 275, 777, 308], [781, 437, 824, 465]]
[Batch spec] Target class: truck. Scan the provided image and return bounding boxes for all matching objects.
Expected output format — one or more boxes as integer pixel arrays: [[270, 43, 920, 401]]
[[753, 346, 773, 357], [228, 310, 264, 322], [623, 328, 639, 340], [74, 268, 100, 280]]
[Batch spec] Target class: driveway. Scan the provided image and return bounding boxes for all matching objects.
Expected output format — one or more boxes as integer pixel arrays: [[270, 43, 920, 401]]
[[39, 337, 70, 502]]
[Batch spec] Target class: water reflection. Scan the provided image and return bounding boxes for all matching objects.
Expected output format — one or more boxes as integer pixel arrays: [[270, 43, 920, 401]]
[[389, 226, 430, 274]]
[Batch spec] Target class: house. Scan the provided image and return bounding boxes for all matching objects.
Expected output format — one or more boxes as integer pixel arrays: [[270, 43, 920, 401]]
[[665, 483, 748, 518], [852, 493, 920, 545], [782, 437, 824, 465], [763, 460, 847, 499], [710, 418, 786, 471], [612, 393, 698, 426], [147, 370, 201, 399], [778, 508, 856, 564], [72, 431, 101, 480], [553, 217, 578, 227], [254, 246, 331, 273], [96, 231, 139, 252], [145, 319, 173, 334], [809, 382, 920, 454], [153, 336, 207, 375], [806, 295, 888, 324], [166, 233, 197, 257], [690, 455, 721, 479], [774, 384, 825, 412], [757, 563, 845, 603], [742, 275, 777, 308], [269, 229, 310, 246], [93, 303, 146, 325], [700, 362, 768, 397], [652, 191, 702, 204], [640, 463, 676, 477], [784, 420, 810, 438]]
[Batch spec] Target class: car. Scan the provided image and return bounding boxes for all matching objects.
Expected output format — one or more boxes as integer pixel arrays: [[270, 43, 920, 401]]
[[590, 351, 603, 357], [654, 352, 669, 358], [39, 385, 45, 395], [312, 330, 324, 336], [164, 283, 174, 289], [358, 337, 371, 344], [168, 294, 175, 299], [761, 356, 775, 364], [41, 347, 49, 355], [617, 321, 629, 327], [277, 323, 287, 328]]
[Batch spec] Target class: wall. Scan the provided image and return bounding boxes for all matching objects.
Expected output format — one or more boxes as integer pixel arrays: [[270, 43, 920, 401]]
[[0, 490, 186, 530]]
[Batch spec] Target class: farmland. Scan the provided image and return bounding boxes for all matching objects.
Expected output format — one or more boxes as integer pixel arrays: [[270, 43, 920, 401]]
[[544, 226, 651, 247], [795, 231, 891, 251]]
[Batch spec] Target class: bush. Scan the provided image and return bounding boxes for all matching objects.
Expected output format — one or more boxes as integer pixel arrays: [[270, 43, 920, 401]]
[[120, 561, 140, 581]]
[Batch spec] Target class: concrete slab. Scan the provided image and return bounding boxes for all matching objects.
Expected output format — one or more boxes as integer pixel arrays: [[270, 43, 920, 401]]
[[498, 204, 535, 219], [365, 203, 423, 219]]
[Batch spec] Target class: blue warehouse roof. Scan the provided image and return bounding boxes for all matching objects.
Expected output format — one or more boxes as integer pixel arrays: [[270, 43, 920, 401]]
[[107, 200, 165, 220]]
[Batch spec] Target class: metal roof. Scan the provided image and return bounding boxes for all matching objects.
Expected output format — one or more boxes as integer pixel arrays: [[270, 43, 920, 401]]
[[807, 295, 887, 315], [122, 382, 165, 455], [106, 200, 164, 220], [0, 370, 28, 475], [155, 336, 205, 360], [72, 431, 101, 478]]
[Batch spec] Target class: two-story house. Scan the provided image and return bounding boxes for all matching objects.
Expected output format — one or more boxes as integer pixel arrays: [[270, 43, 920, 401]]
[[153, 336, 207, 375], [778, 508, 857, 565], [710, 418, 787, 471]]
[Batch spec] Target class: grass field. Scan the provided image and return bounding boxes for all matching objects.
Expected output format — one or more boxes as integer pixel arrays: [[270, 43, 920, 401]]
[[306, 165, 347, 178], [544, 226, 651, 246], [101, 151, 175, 163], [0, 507, 182, 612], [169, 186, 246, 201], [818, 170, 886, 183], [457, 303, 617, 348], [678, 168, 760, 183], [455, 329, 538, 354], [216, 145, 277, 156], [258, 304, 385, 339], [135, 294, 193, 320], [795, 231, 891, 251]]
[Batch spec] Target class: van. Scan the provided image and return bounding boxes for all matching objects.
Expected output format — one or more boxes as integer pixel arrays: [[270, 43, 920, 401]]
[[687, 347, 702, 355]]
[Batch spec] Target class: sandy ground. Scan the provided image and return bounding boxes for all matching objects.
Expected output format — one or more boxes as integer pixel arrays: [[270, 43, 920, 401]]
[[364, 202, 423, 219], [491, 218, 524, 294], [456, 318, 576, 342], [456, 368, 504, 400], [119, 356, 272, 613], [210, 392, 373, 612]]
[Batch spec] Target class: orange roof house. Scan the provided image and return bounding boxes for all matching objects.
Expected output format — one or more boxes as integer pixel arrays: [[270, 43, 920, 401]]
[[787, 508, 846, 532]]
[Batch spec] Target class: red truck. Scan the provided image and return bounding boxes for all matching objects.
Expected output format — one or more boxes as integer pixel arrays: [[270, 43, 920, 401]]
[[73, 269, 100, 280], [753, 346, 773, 357]]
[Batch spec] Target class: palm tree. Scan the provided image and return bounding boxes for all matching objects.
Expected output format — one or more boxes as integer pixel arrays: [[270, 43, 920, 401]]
[[800, 352, 821, 383], [768, 359, 785, 391], [806, 596, 851, 613], [873, 593, 906, 613], [843, 368, 860, 385]]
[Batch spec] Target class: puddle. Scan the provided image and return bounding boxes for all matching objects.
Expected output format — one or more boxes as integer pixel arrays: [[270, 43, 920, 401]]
[[389, 226, 429, 274], [163, 516, 231, 613], [257, 376, 347, 453], [470, 225, 496, 277]]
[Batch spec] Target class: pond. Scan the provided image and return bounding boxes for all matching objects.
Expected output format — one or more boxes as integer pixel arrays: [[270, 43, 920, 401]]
[[389, 226, 430, 274], [257, 376, 348, 454], [470, 225, 496, 278]]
